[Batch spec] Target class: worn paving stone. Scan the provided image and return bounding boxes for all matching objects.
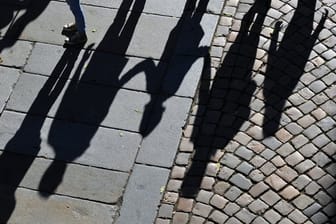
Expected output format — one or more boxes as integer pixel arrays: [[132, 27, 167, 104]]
[[116, 165, 169, 224], [0, 111, 141, 172], [137, 96, 192, 167], [0, 67, 20, 113], [2, 187, 117, 224], [0, 40, 33, 67], [7, 73, 152, 132], [24, 43, 166, 92]]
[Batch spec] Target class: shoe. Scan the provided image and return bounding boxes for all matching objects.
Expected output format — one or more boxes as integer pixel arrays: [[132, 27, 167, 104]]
[[65, 32, 87, 45], [62, 23, 77, 33]]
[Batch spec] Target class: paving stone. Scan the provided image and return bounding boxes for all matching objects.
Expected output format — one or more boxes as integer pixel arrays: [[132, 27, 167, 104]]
[[280, 186, 300, 200], [314, 191, 332, 206], [177, 198, 194, 212], [236, 161, 254, 175], [7, 73, 151, 133], [262, 137, 282, 150], [317, 117, 336, 132], [199, 176, 214, 190], [249, 182, 269, 198], [288, 209, 308, 223], [235, 208, 256, 224], [276, 166, 298, 182], [2, 187, 117, 224], [297, 115, 316, 128], [248, 199, 269, 215], [250, 156, 267, 168], [0, 67, 20, 113], [172, 212, 189, 224], [166, 179, 182, 192], [261, 190, 281, 206], [303, 125, 322, 140], [223, 202, 240, 216], [213, 181, 231, 196], [196, 190, 213, 204], [234, 146, 254, 160], [260, 162, 277, 176], [310, 212, 329, 224], [275, 128, 293, 142], [312, 152, 332, 168], [0, 111, 141, 172], [274, 200, 295, 216], [163, 192, 179, 204], [236, 193, 254, 207], [285, 123, 304, 135], [224, 186, 242, 201], [189, 215, 205, 224], [321, 101, 336, 116], [116, 165, 169, 224], [218, 166, 235, 180], [292, 175, 312, 191], [271, 156, 286, 167], [311, 108, 327, 120], [209, 210, 228, 224], [263, 209, 282, 224], [260, 148, 276, 160], [229, 173, 253, 190], [312, 134, 331, 148], [226, 217, 243, 224], [171, 166, 186, 179], [155, 218, 170, 224], [323, 202, 336, 217], [192, 202, 213, 217], [220, 153, 241, 168], [303, 203, 323, 217], [249, 169, 265, 182], [0, 40, 33, 67], [176, 153, 191, 166], [24, 43, 165, 92], [298, 143, 319, 158], [278, 218, 295, 224], [158, 204, 174, 218], [292, 195, 314, 210], [210, 194, 228, 209], [295, 160, 315, 174], [137, 96, 192, 168], [252, 217, 268, 224], [307, 167, 326, 180], [290, 135, 309, 149], [277, 143, 295, 157], [304, 182, 322, 196]]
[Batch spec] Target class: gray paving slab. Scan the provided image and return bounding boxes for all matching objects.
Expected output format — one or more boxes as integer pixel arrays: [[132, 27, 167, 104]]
[[6, 73, 152, 132], [175, 13, 219, 56], [0, 151, 128, 203], [16, 1, 179, 59], [163, 55, 207, 97], [136, 96, 192, 168], [0, 111, 141, 172], [116, 164, 169, 224], [0, 40, 33, 67], [1, 186, 117, 224], [0, 67, 20, 112], [24, 43, 166, 92]]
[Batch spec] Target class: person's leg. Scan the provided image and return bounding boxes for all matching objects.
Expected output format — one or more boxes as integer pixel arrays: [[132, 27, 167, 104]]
[[66, 0, 85, 34]]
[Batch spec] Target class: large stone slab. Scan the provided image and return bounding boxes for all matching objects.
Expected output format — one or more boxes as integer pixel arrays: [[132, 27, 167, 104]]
[[175, 13, 219, 56], [24, 43, 165, 92], [0, 187, 117, 224], [136, 96, 192, 167], [0, 151, 128, 203], [0, 111, 141, 172], [15, 1, 179, 59], [0, 67, 20, 112], [6, 73, 152, 132], [0, 40, 33, 67], [163, 55, 207, 97], [116, 164, 169, 224]]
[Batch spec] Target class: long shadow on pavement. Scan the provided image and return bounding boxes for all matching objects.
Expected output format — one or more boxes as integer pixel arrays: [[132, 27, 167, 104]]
[[262, 0, 328, 137], [0, 0, 51, 53], [180, 0, 271, 198]]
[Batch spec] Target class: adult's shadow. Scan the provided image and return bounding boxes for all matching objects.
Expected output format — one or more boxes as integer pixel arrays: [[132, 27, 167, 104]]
[[0, 0, 50, 53], [38, 0, 147, 196], [263, 0, 328, 137], [122, 0, 211, 137], [0, 45, 89, 223], [180, 0, 271, 198]]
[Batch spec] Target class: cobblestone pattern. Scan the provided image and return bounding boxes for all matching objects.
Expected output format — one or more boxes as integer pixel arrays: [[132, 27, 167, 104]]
[[156, 0, 336, 223]]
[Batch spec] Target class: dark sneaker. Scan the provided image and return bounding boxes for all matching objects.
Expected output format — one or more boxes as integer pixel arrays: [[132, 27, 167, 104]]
[[65, 32, 87, 45]]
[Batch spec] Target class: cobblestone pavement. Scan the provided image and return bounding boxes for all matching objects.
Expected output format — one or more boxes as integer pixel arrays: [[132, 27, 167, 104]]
[[156, 0, 336, 224], [0, 0, 223, 223]]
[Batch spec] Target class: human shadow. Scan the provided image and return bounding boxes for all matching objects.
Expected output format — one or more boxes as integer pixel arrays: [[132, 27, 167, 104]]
[[0, 0, 50, 53], [0, 45, 89, 223], [122, 0, 210, 137], [263, 0, 328, 137], [37, 0, 147, 197], [180, 0, 271, 198]]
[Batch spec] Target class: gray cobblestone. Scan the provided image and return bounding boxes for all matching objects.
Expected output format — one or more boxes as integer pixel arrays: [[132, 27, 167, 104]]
[[304, 182, 322, 195], [235, 208, 256, 224]]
